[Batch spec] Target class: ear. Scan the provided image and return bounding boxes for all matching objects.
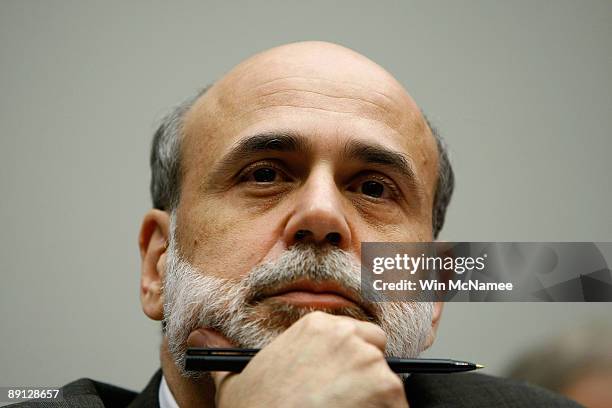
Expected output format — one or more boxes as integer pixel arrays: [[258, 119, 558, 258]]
[[138, 209, 171, 321], [423, 301, 444, 350]]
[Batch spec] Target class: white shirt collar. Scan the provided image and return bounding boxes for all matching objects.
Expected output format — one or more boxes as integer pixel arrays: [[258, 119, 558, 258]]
[[159, 374, 180, 408]]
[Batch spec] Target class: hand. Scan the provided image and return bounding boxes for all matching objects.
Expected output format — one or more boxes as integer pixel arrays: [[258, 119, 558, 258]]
[[187, 311, 409, 408]]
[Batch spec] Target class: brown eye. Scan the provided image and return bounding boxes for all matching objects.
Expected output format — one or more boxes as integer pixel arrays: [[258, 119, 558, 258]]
[[361, 180, 385, 198], [252, 167, 277, 182]]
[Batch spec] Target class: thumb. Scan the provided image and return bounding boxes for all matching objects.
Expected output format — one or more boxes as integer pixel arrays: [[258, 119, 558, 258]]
[[186, 327, 235, 348], [186, 328, 238, 403]]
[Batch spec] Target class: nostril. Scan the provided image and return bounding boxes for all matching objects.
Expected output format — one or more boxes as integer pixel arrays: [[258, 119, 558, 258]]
[[326, 232, 341, 246], [295, 229, 311, 241]]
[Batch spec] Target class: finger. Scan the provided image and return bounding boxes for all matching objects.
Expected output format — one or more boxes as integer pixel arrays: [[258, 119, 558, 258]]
[[333, 315, 387, 352], [186, 327, 235, 348], [186, 328, 238, 400]]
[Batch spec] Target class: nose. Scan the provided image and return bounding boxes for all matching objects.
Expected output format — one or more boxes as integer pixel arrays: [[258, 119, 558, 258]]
[[283, 169, 352, 250]]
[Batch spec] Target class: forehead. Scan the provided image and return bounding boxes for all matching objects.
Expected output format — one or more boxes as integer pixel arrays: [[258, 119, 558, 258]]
[[180, 45, 439, 199]]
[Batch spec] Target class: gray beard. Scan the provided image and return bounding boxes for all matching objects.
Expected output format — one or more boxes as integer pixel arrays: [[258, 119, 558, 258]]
[[162, 223, 433, 379]]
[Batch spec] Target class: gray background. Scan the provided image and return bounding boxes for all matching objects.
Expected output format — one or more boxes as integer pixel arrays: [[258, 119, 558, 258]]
[[1, 0, 610, 396]]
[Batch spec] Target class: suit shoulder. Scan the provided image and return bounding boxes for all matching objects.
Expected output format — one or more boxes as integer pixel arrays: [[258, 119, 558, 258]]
[[5, 377, 137, 408], [405, 372, 583, 407]]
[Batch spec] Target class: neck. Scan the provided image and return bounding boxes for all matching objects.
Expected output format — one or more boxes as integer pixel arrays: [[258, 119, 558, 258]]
[[160, 337, 217, 408]]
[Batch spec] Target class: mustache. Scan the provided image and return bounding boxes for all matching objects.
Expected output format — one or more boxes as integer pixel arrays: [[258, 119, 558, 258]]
[[235, 244, 381, 322]]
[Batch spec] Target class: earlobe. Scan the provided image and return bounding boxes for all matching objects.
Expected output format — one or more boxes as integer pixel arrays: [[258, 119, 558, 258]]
[[431, 301, 444, 328], [424, 301, 444, 350], [138, 209, 171, 321]]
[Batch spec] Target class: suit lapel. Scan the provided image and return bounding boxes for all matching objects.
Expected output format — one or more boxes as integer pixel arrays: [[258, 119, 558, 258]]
[[127, 369, 163, 408]]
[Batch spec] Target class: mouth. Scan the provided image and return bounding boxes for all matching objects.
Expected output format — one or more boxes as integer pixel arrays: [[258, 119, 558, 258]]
[[253, 279, 377, 320]]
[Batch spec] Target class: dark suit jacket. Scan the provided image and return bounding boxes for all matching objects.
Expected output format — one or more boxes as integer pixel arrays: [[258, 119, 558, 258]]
[[8, 369, 582, 407]]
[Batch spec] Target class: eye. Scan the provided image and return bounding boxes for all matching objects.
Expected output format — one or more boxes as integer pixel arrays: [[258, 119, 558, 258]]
[[252, 167, 277, 182], [239, 161, 290, 184], [360, 180, 385, 198], [348, 173, 400, 200]]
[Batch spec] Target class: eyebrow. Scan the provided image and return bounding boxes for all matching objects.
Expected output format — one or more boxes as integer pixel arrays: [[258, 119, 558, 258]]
[[342, 140, 422, 193], [205, 132, 312, 187], [222, 131, 311, 161]]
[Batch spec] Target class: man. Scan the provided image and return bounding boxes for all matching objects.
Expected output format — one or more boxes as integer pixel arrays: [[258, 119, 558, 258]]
[[508, 323, 612, 408], [11, 41, 580, 407]]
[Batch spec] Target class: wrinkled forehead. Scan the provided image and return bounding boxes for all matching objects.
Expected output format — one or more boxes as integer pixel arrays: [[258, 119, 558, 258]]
[[199, 43, 422, 131]]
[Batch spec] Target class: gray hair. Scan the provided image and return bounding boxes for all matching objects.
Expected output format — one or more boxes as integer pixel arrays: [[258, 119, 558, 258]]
[[423, 114, 454, 238], [150, 88, 454, 238], [150, 87, 208, 211]]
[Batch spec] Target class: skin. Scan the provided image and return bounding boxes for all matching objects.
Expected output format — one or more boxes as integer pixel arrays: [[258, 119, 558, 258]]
[[139, 41, 444, 408], [562, 370, 612, 408]]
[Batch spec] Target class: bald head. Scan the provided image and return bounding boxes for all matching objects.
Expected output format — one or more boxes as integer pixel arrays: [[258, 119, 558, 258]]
[[223, 41, 405, 88], [150, 41, 453, 238], [207, 41, 419, 113], [186, 42, 425, 152]]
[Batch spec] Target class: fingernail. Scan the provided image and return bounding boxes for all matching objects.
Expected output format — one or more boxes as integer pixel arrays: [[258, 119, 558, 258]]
[[186, 329, 211, 347]]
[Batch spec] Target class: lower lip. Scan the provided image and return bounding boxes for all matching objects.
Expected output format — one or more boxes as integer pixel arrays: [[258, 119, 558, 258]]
[[268, 291, 357, 309]]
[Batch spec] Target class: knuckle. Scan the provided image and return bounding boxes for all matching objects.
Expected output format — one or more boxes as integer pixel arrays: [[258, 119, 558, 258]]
[[368, 323, 388, 345], [359, 342, 385, 363], [300, 311, 329, 333], [334, 320, 358, 338], [376, 375, 405, 400], [372, 324, 387, 340]]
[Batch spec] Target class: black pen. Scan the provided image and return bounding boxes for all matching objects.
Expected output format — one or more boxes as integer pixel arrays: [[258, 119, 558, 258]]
[[185, 348, 484, 374]]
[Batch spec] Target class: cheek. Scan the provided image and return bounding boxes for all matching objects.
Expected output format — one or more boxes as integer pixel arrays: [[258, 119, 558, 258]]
[[347, 219, 432, 263], [352, 206, 433, 243], [179, 202, 282, 279], [365, 223, 431, 243]]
